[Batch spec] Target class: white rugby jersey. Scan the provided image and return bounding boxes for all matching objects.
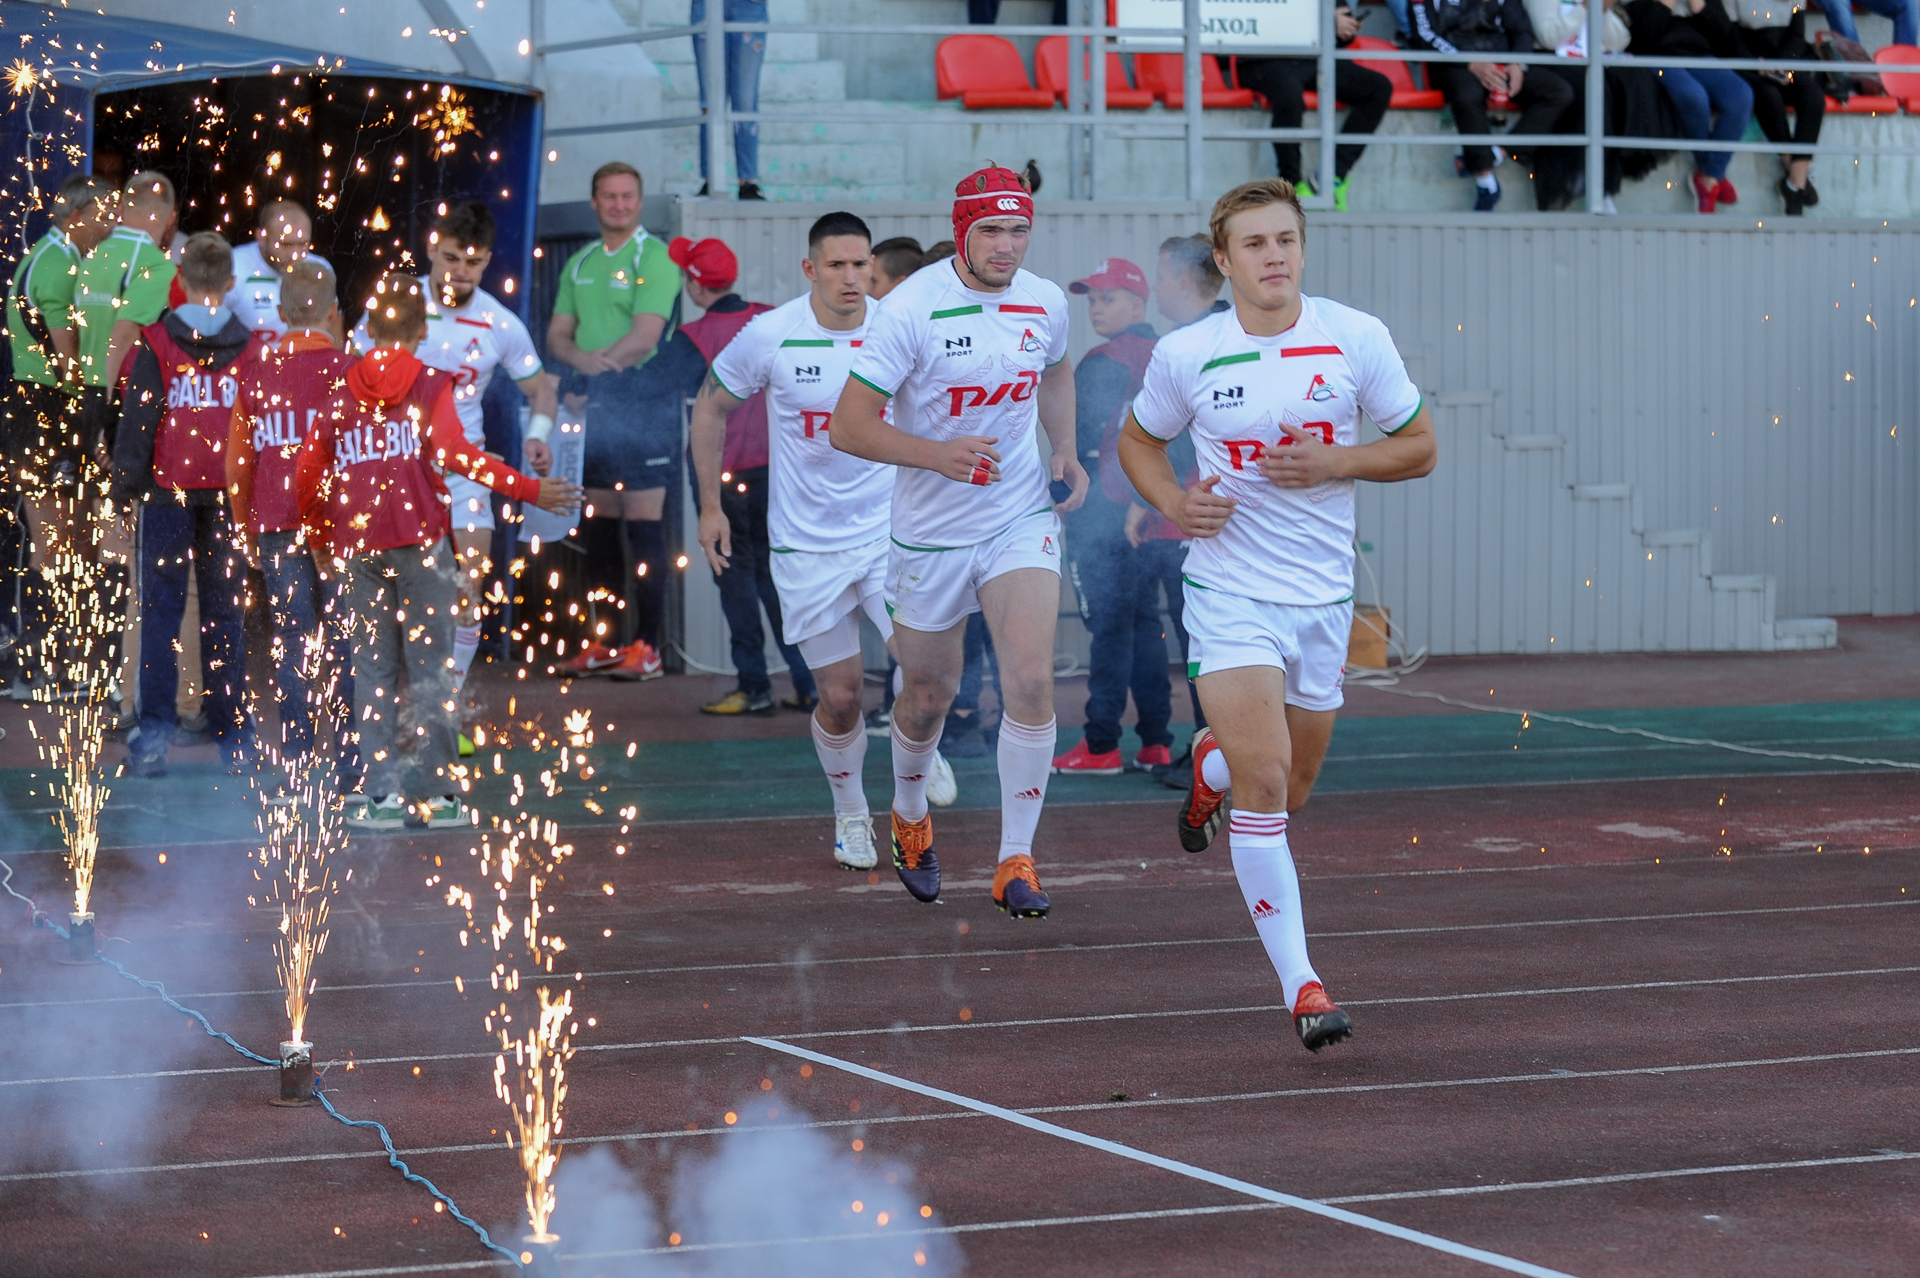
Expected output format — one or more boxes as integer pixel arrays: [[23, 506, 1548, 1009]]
[[225, 242, 336, 339], [1130, 295, 1422, 607], [352, 279, 542, 445], [848, 261, 1069, 549], [709, 294, 893, 554]]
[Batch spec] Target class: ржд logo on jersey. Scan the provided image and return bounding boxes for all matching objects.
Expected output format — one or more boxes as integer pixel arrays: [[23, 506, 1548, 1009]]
[[800, 410, 833, 438], [948, 369, 1040, 415]]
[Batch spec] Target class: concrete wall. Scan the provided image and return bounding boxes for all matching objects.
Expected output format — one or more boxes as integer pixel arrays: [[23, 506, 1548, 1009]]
[[681, 203, 1920, 655]]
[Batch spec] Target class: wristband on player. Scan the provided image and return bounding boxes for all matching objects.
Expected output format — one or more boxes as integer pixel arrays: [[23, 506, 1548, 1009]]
[[525, 413, 555, 443]]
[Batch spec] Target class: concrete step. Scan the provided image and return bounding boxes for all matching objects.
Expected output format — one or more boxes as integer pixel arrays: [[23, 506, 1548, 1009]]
[[659, 59, 847, 104], [1774, 617, 1839, 650]]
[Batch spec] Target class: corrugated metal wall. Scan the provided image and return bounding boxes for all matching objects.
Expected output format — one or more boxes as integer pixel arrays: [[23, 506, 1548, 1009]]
[[680, 204, 1920, 656]]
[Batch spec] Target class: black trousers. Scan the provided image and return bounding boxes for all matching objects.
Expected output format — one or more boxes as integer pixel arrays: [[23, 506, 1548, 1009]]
[[1744, 72, 1823, 161], [713, 466, 813, 699], [1430, 63, 1575, 175], [1235, 57, 1394, 184]]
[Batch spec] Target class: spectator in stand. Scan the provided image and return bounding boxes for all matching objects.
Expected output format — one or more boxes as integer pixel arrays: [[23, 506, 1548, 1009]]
[[1411, 0, 1575, 210], [1523, 0, 1634, 211], [869, 238, 925, 300], [1624, 0, 1754, 213], [301, 274, 578, 827], [224, 201, 337, 342], [1725, 0, 1825, 215], [1234, 3, 1393, 211], [226, 259, 357, 781], [547, 162, 681, 679], [1051, 258, 1176, 777], [4, 174, 115, 693], [671, 235, 819, 715], [1145, 235, 1220, 788], [692, 0, 768, 200], [1810, 0, 1917, 49], [111, 233, 259, 778]]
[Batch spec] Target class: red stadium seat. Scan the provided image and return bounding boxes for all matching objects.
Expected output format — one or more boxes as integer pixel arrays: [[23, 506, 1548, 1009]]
[[936, 35, 1056, 109], [1134, 52, 1257, 108], [1302, 36, 1447, 110], [1871, 43, 1920, 111], [1825, 92, 1902, 113], [1034, 37, 1156, 108]]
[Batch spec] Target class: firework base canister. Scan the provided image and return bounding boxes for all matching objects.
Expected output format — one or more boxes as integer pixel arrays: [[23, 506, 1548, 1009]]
[[272, 1040, 316, 1107], [60, 913, 97, 964], [518, 1234, 561, 1277]]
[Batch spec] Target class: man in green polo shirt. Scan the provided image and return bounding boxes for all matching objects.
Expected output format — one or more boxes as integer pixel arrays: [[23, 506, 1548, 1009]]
[[75, 170, 177, 401], [545, 160, 682, 678]]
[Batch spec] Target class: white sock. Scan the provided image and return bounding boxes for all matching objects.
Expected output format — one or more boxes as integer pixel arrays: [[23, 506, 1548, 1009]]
[[996, 715, 1056, 863], [1228, 811, 1321, 1010], [890, 721, 940, 823], [1476, 172, 1499, 193], [452, 624, 481, 688], [1201, 746, 1231, 792], [812, 712, 870, 818]]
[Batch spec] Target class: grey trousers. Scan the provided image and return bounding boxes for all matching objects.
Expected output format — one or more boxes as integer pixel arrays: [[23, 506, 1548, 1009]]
[[343, 539, 460, 800]]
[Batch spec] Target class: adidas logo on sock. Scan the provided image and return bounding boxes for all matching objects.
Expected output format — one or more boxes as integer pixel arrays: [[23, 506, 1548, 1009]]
[[1251, 898, 1277, 919], [1015, 787, 1043, 800]]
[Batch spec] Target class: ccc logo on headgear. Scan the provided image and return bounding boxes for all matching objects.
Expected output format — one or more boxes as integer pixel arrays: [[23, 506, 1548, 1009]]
[[996, 197, 1022, 211]]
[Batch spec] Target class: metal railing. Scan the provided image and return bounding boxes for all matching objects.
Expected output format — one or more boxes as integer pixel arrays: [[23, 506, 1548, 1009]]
[[529, 0, 1907, 212]]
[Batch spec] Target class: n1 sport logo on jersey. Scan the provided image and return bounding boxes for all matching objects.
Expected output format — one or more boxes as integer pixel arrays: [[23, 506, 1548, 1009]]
[[947, 369, 1039, 415]]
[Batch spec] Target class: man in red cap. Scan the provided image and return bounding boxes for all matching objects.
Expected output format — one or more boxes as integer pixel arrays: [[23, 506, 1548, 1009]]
[[828, 164, 1088, 921], [1049, 257, 1181, 779]]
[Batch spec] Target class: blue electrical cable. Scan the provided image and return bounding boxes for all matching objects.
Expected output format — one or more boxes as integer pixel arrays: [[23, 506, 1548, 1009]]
[[0, 855, 523, 1268]]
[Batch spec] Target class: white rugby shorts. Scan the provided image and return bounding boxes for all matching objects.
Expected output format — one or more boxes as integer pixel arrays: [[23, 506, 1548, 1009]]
[[444, 473, 496, 533], [885, 507, 1062, 634], [1183, 582, 1351, 711], [771, 536, 893, 668]]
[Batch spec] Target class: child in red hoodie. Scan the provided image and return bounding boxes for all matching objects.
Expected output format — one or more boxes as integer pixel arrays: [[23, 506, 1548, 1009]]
[[228, 258, 357, 783], [297, 274, 579, 828]]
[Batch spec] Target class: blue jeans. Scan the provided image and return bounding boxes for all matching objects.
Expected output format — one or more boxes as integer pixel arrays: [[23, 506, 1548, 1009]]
[[1069, 533, 1173, 756], [1660, 66, 1753, 180], [691, 0, 766, 183], [259, 529, 356, 772], [1382, 0, 1410, 39], [136, 502, 248, 760], [1814, 0, 1919, 47]]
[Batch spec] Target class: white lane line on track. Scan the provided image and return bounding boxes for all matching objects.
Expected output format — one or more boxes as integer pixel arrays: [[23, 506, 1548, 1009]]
[[15, 1042, 1919, 1183], [10, 963, 1917, 1088], [1322, 1149, 1920, 1204], [748, 1036, 1580, 1278], [13, 894, 1908, 1013]]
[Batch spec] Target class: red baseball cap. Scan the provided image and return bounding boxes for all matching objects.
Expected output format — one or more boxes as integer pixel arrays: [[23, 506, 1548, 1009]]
[[668, 236, 738, 289], [1069, 257, 1149, 301]]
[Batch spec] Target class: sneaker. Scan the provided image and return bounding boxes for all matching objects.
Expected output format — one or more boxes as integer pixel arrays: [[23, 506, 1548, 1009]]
[[1692, 172, 1717, 215], [890, 810, 941, 902], [606, 638, 665, 682], [457, 732, 475, 757], [864, 705, 892, 738], [1292, 981, 1354, 1052], [1131, 744, 1172, 772], [1777, 176, 1806, 217], [1295, 178, 1315, 200], [939, 714, 990, 758], [1178, 727, 1228, 854], [1800, 178, 1819, 207], [123, 751, 168, 779], [1156, 745, 1193, 790], [557, 642, 622, 678], [1051, 739, 1123, 775], [701, 688, 775, 715], [1599, 195, 1619, 216], [1714, 177, 1738, 206], [346, 793, 407, 830], [833, 813, 878, 871], [737, 181, 765, 201], [991, 854, 1051, 919], [1331, 174, 1350, 212], [780, 689, 819, 712], [407, 795, 466, 828], [927, 752, 958, 808], [1473, 178, 1502, 212], [262, 782, 298, 809]]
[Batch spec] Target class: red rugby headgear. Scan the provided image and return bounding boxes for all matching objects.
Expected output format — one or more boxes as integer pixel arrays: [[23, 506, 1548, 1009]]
[[952, 164, 1034, 276]]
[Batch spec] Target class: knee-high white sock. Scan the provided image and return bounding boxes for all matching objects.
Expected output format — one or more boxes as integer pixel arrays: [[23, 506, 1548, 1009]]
[[812, 712, 870, 818], [890, 721, 940, 823], [452, 624, 481, 689], [996, 715, 1057, 862], [1201, 746, 1231, 792], [1228, 811, 1321, 1009]]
